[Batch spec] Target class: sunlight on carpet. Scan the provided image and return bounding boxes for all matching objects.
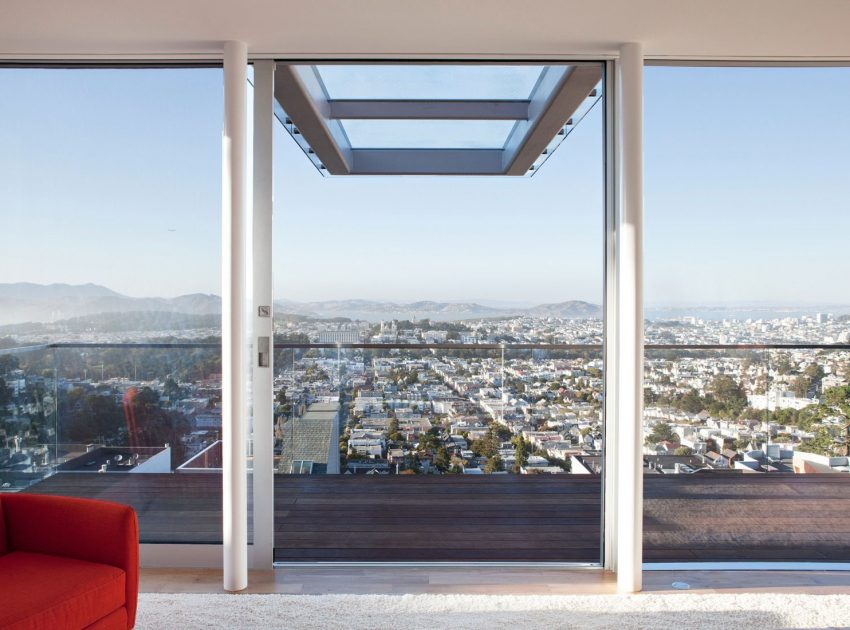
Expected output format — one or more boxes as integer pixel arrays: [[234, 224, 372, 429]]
[[137, 592, 850, 629]]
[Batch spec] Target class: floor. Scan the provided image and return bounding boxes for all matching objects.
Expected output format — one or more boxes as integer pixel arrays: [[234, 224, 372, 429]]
[[33, 473, 850, 562], [140, 567, 850, 596]]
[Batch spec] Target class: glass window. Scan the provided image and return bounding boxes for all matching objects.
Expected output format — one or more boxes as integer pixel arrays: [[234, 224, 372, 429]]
[[272, 62, 607, 563], [314, 64, 545, 100], [340, 119, 518, 149], [643, 65, 850, 564], [0, 66, 224, 544]]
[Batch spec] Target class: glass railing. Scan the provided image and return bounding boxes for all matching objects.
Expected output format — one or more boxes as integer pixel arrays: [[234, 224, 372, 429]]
[[643, 344, 850, 563], [0, 341, 224, 543], [271, 341, 604, 562], [272, 342, 604, 477], [6, 339, 847, 561]]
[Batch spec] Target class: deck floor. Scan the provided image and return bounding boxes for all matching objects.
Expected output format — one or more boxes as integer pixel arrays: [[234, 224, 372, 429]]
[[26, 472, 850, 563]]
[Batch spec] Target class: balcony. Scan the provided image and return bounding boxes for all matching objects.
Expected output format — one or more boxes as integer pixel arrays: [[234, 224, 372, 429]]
[[2, 340, 849, 564]]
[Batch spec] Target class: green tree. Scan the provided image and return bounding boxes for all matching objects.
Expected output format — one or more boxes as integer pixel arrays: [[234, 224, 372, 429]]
[[824, 385, 850, 415], [797, 427, 836, 457], [646, 421, 676, 445], [125, 387, 191, 467], [66, 391, 124, 443], [471, 433, 499, 458], [484, 455, 503, 473], [706, 375, 748, 418], [434, 446, 450, 472], [512, 435, 530, 468], [677, 388, 705, 414], [387, 417, 402, 442]]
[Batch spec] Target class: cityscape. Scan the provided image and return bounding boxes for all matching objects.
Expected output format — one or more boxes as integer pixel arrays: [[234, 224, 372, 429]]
[[2, 283, 850, 487]]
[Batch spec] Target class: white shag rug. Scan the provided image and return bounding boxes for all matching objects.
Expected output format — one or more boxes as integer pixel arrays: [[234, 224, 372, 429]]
[[136, 593, 850, 629]]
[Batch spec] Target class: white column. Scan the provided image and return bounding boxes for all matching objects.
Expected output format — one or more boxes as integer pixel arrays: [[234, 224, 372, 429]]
[[222, 39, 249, 592], [251, 59, 275, 569], [616, 42, 644, 594]]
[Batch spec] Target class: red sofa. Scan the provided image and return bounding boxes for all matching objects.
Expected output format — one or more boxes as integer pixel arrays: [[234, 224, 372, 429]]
[[0, 494, 138, 630]]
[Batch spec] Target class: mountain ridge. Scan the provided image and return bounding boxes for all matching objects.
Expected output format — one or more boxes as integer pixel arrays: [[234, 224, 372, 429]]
[[0, 282, 602, 325]]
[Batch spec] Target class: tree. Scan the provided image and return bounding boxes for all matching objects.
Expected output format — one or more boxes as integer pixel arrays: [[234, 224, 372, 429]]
[[484, 455, 503, 473], [706, 375, 747, 419], [646, 421, 676, 445], [804, 362, 825, 382], [774, 354, 794, 375], [66, 390, 124, 443], [791, 376, 808, 398], [434, 446, 450, 472], [677, 388, 705, 414], [644, 388, 659, 405], [124, 387, 191, 467], [163, 376, 180, 400], [797, 427, 836, 457], [387, 417, 401, 442], [471, 426, 503, 458], [673, 446, 694, 456], [512, 435, 530, 468], [491, 425, 512, 441], [824, 385, 850, 415]]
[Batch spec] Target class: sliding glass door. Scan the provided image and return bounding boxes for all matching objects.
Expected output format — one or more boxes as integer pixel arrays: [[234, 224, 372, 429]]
[[269, 61, 608, 563]]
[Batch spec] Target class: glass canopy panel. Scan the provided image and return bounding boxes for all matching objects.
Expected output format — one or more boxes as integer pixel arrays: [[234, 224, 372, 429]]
[[313, 65, 546, 100], [340, 119, 518, 149]]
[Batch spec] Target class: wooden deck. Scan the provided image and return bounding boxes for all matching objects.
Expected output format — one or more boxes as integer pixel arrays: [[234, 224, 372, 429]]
[[643, 474, 850, 562], [27, 473, 226, 544], [274, 475, 601, 562], [24, 472, 850, 563]]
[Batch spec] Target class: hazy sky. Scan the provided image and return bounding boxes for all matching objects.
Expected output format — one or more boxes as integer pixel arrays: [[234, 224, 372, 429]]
[[1, 65, 849, 306]]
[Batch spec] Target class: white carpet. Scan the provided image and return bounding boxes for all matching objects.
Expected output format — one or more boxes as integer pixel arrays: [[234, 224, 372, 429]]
[[136, 592, 850, 629]]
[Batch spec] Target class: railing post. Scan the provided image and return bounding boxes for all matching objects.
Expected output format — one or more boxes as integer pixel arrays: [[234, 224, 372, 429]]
[[616, 42, 645, 594], [222, 39, 249, 592], [251, 59, 275, 569]]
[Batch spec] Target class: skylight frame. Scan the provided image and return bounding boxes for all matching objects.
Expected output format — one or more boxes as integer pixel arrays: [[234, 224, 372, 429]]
[[273, 61, 603, 176]]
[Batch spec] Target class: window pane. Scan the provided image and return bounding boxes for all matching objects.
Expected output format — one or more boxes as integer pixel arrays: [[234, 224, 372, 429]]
[[0, 67, 224, 544], [341, 119, 517, 149], [314, 64, 545, 100], [643, 66, 850, 564], [273, 63, 606, 563]]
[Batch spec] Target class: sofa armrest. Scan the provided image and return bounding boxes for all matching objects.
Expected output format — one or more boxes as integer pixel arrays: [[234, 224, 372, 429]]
[[2, 493, 139, 627]]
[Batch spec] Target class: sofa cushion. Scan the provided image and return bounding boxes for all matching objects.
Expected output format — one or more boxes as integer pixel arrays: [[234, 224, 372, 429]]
[[0, 551, 126, 630], [0, 496, 7, 555]]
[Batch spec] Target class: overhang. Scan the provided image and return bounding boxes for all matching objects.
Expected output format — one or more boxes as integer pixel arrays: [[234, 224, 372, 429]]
[[273, 63, 602, 176]]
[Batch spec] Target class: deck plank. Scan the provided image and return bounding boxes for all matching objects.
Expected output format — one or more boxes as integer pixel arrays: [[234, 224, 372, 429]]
[[24, 472, 850, 563]]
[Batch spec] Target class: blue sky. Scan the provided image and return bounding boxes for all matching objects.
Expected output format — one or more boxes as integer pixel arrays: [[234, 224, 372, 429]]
[[1, 65, 849, 307]]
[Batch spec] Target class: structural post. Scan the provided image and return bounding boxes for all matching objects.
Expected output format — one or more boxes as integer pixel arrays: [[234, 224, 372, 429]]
[[616, 42, 644, 594], [251, 59, 275, 569], [222, 39, 249, 592]]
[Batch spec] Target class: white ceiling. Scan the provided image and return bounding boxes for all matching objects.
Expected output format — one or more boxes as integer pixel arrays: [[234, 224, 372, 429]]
[[3, 0, 850, 61]]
